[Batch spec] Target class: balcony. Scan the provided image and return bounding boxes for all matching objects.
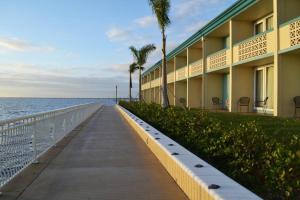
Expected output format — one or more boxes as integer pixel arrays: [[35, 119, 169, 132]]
[[206, 49, 230, 72], [167, 71, 175, 83], [279, 16, 300, 52], [233, 30, 275, 64], [151, 78, 161, 87], [189, 59, 203, 77], [141, 82, 151, 90], [176, 66, 188, 81]]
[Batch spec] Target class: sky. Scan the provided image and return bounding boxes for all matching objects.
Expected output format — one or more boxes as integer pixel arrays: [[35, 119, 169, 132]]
[[0, 0, 236, 98]]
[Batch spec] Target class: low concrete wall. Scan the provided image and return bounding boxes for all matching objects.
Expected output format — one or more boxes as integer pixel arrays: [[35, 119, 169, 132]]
[[116, 105, 262, 200]]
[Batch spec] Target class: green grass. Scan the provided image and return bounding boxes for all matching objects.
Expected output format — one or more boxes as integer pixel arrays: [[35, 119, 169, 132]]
[[119, 101, 300, 200]]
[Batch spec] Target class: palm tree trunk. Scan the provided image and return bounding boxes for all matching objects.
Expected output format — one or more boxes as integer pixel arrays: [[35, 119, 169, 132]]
[[162, 30, 170, 108], [139, 66, 142, 101], [129, 73, 132, 102]]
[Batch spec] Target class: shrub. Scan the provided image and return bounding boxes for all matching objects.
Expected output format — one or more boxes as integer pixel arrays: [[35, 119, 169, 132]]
[[119, 101, 300, 200]]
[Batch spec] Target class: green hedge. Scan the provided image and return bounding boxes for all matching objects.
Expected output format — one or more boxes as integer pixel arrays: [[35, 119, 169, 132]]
[[119, 101, 300, 200]]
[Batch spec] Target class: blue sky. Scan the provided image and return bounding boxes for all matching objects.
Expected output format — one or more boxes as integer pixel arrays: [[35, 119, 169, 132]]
[[0, 0, 236, 98]]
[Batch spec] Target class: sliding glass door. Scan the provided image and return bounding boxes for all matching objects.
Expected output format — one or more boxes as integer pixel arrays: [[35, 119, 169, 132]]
[[255, 69, 264, 104], [254, 66, 274, 110]]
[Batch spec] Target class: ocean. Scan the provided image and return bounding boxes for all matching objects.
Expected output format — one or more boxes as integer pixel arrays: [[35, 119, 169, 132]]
[[0, 98, 116, 121]]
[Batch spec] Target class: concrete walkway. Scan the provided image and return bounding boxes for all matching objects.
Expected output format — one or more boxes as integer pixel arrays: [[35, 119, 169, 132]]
[[3, 106, 187, 200]]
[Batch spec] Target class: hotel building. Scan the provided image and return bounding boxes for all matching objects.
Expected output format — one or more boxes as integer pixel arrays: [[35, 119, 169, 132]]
[[141, 0, 300, 117]]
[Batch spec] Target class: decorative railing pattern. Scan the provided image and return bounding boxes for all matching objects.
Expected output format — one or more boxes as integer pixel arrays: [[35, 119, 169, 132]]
[[189, 59, 203, 76], [151, 78, 161, 87], [141, 84, 146, 90], [142, 82, 151, 90], [238, 33, 267, 61], [290, 19, 300, 47], [0, 103, 101, 188], [176, 67, 187, 80], [167, 72, 175, 83], [207, 49, 229, 72]]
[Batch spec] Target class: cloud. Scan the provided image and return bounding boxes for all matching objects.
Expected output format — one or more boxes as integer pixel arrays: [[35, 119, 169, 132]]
[[0, 62, 138, 98], [134, 16, 156, 28], [0, 37, 55, 52], [174, 0, 225, 18], [185, 20, 208, 33], [105, 27, 131, 42], [106, 26, 155, 48]]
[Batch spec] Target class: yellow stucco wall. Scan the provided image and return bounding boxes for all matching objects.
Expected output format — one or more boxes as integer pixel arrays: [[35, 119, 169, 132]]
[[167, 83, 175, 106], [188, 48, 202, 63], [188, 77, 202, 108], [231, 66, 254, 112], [175, 80, 187, 107], [205, 37, 224, 56], [277, 0, 300, 24], [278, 54, 300, 117], [204, 73, 223, 110]]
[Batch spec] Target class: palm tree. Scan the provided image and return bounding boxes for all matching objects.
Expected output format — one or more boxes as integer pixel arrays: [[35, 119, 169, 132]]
[[148, 0, 170, 108], [129, 62, 138, 102], [129, 44, 156, 101]]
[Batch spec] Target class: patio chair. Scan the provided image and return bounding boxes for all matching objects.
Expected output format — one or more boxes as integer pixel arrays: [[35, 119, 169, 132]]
[[294, 96, 300, 117], [255, 97, 269, 114], [212, 97, 222, 110], [179, 97, 188, 110], [238, 97, 250, 112]]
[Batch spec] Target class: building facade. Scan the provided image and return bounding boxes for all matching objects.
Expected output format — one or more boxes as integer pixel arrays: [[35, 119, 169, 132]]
[[141, 0, 300, 117]]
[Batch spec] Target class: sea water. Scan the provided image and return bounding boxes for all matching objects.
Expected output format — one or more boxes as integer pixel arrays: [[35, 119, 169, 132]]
[[0, 98, 116, 121]]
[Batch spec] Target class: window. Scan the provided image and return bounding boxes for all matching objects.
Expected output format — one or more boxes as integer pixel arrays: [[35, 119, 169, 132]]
[[223, 36, 230, 48], [255, 22, 264, 35], [266, 16, 273, 31], [254, 14, 274, 35]]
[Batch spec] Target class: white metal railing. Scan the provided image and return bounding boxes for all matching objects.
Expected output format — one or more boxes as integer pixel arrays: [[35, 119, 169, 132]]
[[0, 103, 102, 188]]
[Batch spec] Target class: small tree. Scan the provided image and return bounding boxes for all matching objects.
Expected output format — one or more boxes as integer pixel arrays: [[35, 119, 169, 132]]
[[148, 0, 171, 108], [129, 44, 156, 101]]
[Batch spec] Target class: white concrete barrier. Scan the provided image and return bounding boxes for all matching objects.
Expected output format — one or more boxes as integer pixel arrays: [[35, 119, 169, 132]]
[[117, 105, 262, 200]]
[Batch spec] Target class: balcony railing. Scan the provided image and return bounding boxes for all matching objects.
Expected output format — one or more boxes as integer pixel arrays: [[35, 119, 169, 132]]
[[167, 71, 175, 83], [279, 16, 300, 51], [0, 103, 102, 188], [151, 78, 161, 87], [233, 30, 274, 64], [206, 49, 230, 72], [176, 66, 188, 81], [189, 59, 203, 76], [141, 82, 151, 90]]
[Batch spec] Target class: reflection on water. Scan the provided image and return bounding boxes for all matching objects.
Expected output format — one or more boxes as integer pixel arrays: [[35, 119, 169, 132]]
[[0, 98, 115, 121]]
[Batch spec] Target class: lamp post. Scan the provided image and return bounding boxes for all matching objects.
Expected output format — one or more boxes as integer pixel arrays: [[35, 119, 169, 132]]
[[115, 85, 118, 104]]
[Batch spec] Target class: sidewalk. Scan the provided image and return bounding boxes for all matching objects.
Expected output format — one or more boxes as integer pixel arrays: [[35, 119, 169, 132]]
[[2, 106, 187, 200]]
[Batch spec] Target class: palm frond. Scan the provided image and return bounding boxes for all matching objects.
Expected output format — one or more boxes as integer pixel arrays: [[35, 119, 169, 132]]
[[148, 0, 171, 30], [139, 44, 156, 67], [129, 44, 156, 69], [129, 62, 138, 73], [129, 46, 139, 61]]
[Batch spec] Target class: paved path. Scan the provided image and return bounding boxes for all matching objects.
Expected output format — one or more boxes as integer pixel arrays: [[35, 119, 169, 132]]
[[7, 106, 187, 200]]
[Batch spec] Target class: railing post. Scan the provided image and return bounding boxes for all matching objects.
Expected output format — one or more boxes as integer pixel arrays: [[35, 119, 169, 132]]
[[32, 117, 39, 164]]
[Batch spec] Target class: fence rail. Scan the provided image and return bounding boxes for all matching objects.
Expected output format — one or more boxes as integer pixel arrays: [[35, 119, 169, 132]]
[[0, 103, 102, 188]]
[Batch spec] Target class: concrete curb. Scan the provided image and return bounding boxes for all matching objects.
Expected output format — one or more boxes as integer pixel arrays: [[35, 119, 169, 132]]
[[116, 105, 262, 200]]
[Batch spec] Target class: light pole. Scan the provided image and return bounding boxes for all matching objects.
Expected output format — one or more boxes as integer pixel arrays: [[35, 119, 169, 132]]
[[115, 85, 118, 104]]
